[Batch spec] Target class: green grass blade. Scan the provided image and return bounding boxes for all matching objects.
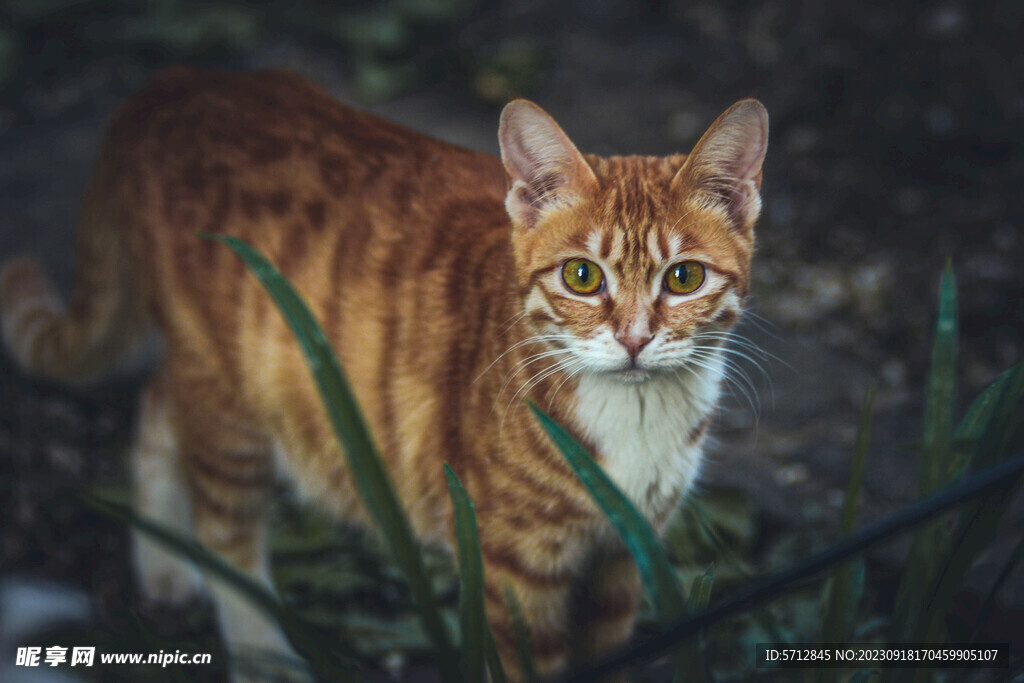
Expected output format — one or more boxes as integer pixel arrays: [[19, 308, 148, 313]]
[[445, 464, 495, 683], [204, 233, 460, 680], [528, 402, 687, 620], [676, 565, 714, 683], [920, 261, 958, 494], [955, 365, 1015, 442], [82, 494, 365, 681], [822, 385, 874, 679], [945, 364, 1016, 482], [890, 264, 958, 650], [485, 628, 510, 683], [687, 564, 715, 612], [503, 584, 538, 682], [967, 359, 1024, 470]]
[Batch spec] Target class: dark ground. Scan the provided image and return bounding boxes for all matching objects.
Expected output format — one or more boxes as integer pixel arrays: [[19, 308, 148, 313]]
[[1, 1, 1022, 680]]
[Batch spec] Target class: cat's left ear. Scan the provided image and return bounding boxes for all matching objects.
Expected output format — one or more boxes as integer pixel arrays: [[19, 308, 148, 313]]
[[672, 99, 769, 232], [499, 99, 599, 230]]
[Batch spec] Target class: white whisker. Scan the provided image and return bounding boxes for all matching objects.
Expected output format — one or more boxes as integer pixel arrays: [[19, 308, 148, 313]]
[[739, 310, 781, 339], [547, 358, 588, 407], [499, 346, 576, 394], [685, 348, 761, 421], [499, 355, 581, 436], [473, 333, 576, 384]]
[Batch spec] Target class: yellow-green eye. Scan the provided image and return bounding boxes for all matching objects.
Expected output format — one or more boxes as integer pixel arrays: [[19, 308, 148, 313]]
[[562, 258, 605, 295], [664, 261, 706, 294]]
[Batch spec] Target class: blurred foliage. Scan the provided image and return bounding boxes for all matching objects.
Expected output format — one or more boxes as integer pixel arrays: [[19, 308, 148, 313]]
[[0, 0, 542, 102]]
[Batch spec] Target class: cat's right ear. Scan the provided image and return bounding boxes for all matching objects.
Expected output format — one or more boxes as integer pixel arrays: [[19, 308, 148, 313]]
[[499, 99, 598, 230], [672, 99, 769, 233]]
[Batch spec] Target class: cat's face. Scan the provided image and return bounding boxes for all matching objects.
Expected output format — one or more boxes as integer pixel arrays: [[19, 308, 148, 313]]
[[499, 100, 767, 383]]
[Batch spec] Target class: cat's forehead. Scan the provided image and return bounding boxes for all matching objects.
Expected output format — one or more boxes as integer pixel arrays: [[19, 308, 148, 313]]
[[585, 154, 687, 220], [577, 156, 742, 260]]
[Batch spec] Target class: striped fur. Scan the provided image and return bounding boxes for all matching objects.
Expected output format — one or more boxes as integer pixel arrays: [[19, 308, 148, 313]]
[[0, 69, 767, 681]]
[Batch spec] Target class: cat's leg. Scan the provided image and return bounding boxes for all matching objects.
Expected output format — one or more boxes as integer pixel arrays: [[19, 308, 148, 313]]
[[173, 393, 306, 681], [481, 544, 576, 681], [131, 373, 205, 604], [571, 550, 643, 679]]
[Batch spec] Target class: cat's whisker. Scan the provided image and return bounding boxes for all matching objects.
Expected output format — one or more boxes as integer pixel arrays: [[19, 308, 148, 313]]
[[499, 355, 581, 436], [498, 310, 527, 332], [692, 329, 790, 370], [739, 309, 781, 339], [690, 333, 774, 389], [689, 330, 781, 407], [509, 346, 577, 373], [693, 343, 771, 386], [685, 349, 761, 420], [474, 333, 576, 385], [497, 346, 577, 396], [516, 356, 578, 405], [547, 358, 589, 407]]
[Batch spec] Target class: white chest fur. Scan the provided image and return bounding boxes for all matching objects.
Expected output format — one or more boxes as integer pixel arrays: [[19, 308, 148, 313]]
[[571, 359, 725, 518]]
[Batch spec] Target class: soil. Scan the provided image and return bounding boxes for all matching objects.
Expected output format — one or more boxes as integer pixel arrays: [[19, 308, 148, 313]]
[[1, 0, 1021, 678]]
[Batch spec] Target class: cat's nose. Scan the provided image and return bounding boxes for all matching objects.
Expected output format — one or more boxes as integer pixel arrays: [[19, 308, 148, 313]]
[[616, 333, 653, 359]]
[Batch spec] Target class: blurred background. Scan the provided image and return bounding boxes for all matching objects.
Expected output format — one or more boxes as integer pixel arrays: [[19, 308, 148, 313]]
[[0, 0, 1021, 680]]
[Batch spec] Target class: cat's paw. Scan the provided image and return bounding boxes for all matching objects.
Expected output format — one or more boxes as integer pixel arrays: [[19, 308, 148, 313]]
[[134, 535, 206, 604]]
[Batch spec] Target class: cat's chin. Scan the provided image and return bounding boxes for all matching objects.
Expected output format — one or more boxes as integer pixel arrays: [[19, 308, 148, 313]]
[[608, 368, 652, 384]]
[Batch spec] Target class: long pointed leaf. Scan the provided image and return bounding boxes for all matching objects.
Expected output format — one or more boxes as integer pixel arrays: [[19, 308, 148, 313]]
[[679, 565, 714, 683], [503, 584, 538, 682], [203, 233, 459, 680], [687, 564, 715, 612], [890, 264, 958, 651], [822, 385, 874, 681], [484, 628, 510, 683], [921, 261, 958, 493], [445, 464, 501, 683], [955, 365, 1015, 441]]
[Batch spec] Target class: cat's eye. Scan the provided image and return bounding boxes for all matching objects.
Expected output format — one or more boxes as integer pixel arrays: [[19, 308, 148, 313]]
[[562, 258, 605, 295], [664, 261, 706, 295]]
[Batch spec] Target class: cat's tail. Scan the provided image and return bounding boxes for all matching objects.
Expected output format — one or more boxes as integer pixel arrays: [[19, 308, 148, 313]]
[[0, 169, 153, 385]]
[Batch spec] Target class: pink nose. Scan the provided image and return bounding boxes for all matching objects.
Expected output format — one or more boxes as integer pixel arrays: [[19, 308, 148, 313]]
[[616, 333, 653, 359]]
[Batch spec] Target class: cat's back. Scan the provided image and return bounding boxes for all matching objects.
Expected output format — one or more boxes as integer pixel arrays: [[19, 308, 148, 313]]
[[94, 68, 511, 351], [101, 67, 507, 239]]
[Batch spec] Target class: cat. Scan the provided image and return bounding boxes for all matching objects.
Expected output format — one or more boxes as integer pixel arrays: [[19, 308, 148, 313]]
[[0, 67, 767, 680]]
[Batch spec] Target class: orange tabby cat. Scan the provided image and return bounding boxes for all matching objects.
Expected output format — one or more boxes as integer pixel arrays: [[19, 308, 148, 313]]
[[0, 68, 767, 680]]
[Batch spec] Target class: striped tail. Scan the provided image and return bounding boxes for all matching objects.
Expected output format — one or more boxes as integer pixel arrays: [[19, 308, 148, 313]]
[[0, 174, 150, 384]]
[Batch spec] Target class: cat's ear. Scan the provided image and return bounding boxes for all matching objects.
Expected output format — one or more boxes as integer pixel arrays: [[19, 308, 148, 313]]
[[499, 99, 599, 229], [673, 99, 768, 232]]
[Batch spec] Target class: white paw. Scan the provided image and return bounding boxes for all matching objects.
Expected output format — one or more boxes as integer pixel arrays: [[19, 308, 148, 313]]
[[213, 581, 313, 682], [134, 535, 206, 604]]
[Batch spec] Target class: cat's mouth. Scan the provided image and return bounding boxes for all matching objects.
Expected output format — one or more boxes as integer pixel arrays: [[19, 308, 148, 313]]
[[612, 367, 652, 383], [608, 355, 654, 383]]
